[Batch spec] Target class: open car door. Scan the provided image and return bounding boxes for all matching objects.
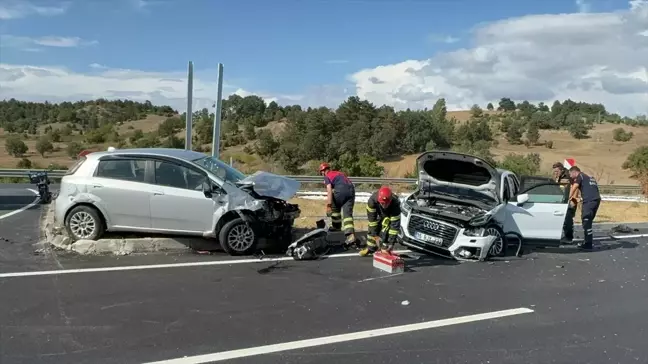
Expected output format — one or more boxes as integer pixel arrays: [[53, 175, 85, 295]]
[[503, 182, 570, 247]]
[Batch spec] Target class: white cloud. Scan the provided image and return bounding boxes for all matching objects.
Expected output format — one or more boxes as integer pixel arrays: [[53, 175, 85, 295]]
[[576, 0, 591, 13], [428, 34, 460, 44], [0, 63, 304, 112], [0, 0, 69, 19], [0, 35, 98, 50], [349, 0, 648, 117]]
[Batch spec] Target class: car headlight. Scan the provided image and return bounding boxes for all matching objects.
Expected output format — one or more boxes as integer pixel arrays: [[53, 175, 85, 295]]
[[468, 214, 492, 227], [401, 200, 412, 217], [463, 228, 485, 237]]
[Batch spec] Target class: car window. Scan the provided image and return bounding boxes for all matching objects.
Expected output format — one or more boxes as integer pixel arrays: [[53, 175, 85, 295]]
[[95, 159, 146, 182], [154, 161, 207, 190], [507, 175, 519, 197], [522, 183, 566, 204]]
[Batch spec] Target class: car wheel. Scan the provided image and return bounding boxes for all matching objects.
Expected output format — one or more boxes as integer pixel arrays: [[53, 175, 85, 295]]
[[219, 218, 258, 256], [65, 205, 105, 241], [484, 224, 506, 257]]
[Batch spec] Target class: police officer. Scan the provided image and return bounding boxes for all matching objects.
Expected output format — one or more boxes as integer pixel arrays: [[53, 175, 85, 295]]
[[568, 166, 601, 250], [553, 162, 577, 243]]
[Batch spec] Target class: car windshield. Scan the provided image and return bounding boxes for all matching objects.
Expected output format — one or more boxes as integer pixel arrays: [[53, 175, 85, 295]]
[[192, 156, 247, 183], [421, 184, 498, 206]]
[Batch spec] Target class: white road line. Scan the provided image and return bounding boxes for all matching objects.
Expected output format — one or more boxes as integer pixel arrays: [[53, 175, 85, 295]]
[[142, 307, 534, 364], [358, 273, 404, 282], [0, 189, 40, 221], [0, 249, 412, 279]]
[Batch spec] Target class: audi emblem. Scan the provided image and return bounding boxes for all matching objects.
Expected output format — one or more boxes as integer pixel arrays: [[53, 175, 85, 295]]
[[423, 221, 440, 230]]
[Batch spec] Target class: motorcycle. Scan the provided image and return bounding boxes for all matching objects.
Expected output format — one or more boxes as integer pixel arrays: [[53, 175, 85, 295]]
[[28, 171, 52, 204]]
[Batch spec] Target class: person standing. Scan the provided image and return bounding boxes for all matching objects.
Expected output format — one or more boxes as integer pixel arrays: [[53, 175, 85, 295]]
[[319, 163, 357, 247], [568, 166, 601, 250], [553, 162, 577, 243], [360, 186, 401, 257]]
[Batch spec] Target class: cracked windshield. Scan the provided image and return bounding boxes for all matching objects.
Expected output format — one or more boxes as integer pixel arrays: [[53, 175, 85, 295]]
[[1, 0, 647, 363]]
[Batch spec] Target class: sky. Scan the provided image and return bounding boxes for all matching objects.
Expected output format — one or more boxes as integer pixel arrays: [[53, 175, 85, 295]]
[[0, 0, 647, 117]]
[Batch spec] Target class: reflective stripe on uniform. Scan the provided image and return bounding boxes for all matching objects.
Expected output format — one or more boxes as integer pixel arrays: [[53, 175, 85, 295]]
[[388, 229, 399, 235], [366, 206, 376, 213], [366, 236, 377, 247], [368, 221, 378, 227], [389, 216, 400, 221]]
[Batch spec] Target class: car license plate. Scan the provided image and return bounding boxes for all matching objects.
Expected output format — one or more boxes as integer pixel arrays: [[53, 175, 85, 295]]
[[414, 231, 443, 246]]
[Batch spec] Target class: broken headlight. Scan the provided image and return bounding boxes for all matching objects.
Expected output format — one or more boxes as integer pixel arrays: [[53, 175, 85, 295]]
[[468, 205, 503, 227], [401, 200, 412, 217]]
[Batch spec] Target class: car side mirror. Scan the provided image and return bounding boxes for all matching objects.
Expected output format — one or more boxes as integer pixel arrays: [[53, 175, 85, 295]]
[[202, 181, 214, 198], [516, 193, 529, 206]]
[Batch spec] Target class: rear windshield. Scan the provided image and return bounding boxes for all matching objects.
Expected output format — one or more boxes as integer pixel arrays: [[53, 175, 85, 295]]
[[65, 157, 86, 175]]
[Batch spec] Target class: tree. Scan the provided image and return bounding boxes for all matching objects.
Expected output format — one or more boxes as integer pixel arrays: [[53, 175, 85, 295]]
[[66, 142, 85, 158], [498, 98, 516, 112], [500, 153, 541, 176], [470, 104, 484, 118], [567, 115, 589, 139], [255, 129, 279, 158], [130, 129, 144, 142], [243, 122, 256, 141], [506, 122, 524, 144], [5, 136, 28, 157], [622, 146, 648, 195], [35, 137, 54, 157], [486, 102, 494, 111], [612, 128, 633, 142], [526, 122, 540, 145]]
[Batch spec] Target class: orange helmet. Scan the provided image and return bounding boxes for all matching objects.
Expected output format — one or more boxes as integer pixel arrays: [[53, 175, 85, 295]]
[[319, 162, 330, 173], [377, 186, 393, 205]]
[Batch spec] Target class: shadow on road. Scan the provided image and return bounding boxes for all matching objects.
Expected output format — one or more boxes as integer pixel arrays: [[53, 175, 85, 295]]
[[531, 238, 640, 255], [0, 195, 40, 211]]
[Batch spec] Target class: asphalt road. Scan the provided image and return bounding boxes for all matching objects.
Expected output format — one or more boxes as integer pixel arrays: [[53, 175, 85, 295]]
[[1, 184, 648, 364]]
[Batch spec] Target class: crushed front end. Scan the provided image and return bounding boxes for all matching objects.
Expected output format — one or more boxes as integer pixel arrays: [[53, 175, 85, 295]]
[[397, 151, 503, 262], [253, 197, 301, 240]]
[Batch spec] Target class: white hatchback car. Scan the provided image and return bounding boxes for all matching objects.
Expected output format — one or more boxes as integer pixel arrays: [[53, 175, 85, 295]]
[[55, 148, 301, 255], [399, 151, 570, 261]]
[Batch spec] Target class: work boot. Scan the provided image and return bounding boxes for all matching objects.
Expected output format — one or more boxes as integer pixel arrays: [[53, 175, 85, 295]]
[[359, 248, 374, 257], [577, 243, 593, 250], [344, 234, 358, 250]]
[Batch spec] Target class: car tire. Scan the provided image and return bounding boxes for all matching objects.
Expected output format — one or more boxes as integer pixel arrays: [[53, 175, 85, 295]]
[[484, 224, 506, 258], [219, 218, 258, 256], [65, 205, 105, 241]]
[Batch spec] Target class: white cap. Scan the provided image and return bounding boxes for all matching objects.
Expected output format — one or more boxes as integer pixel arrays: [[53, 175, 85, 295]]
[[107, 146, 116, 152]]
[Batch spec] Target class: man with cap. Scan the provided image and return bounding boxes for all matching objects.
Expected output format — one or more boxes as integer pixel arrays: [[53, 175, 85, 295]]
[[360, 186, 402, 257], [553, 162, 578, 243], [569, 166, 601, 250], [319, 162, 357, 247]]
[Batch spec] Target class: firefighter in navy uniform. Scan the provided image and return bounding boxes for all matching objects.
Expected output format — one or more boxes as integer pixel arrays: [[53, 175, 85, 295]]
[[360, 186, 402, 257], [319, 163, 357, 248], [568, 166, 601, 250], [553, 162, 578, 243]]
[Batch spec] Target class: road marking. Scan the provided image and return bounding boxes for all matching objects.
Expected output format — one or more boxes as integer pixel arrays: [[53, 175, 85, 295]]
[[142, 307, 534, 364], [358, 273, 403, 282], [0, 189, 39, 221], [0, 249, 412, 278]]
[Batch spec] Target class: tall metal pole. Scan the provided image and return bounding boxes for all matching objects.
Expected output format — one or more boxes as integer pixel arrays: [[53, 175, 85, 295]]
[[212, 63, 224, 158], [185, 61, 194, 150]]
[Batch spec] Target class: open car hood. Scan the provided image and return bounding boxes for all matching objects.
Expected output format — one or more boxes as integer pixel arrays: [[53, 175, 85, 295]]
[[238, 171, 301, 201], [416, 151, 500, 204]]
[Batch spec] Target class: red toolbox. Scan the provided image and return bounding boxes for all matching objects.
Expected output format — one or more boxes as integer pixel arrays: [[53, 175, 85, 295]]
[[373, 251, 405, 274]]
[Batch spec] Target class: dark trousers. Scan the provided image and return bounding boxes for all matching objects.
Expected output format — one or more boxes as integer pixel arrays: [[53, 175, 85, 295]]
[[563, 205, 576, 240], [581, 199, 601, 247], [330, 188, 355, 236]]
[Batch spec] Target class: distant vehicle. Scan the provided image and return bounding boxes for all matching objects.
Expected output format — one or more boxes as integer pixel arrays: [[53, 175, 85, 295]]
[[399, 151, 569, 261], [55, 148, 301, 255]]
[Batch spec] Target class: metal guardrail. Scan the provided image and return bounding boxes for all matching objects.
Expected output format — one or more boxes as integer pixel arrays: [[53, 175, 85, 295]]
[[0, 168, 643, 193]]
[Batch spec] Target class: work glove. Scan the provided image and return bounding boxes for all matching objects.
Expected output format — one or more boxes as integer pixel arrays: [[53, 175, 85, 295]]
[[325, 204, 332, 217]]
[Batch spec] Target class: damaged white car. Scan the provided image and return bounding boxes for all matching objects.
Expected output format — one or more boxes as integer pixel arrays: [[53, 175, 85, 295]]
[[54, 148, 301, 255], [399, 151, 570, 261]]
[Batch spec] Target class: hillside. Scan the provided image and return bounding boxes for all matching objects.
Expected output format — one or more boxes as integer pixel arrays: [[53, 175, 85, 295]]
[[1, 96, 647, 187]]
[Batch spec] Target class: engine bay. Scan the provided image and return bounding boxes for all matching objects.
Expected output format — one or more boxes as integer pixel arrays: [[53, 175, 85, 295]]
[[407, 192, 488, 224]]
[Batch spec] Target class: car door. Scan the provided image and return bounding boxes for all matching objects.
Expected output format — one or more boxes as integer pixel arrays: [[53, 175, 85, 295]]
[[91, 158, 151, 229], [148, 159, 216, 234], [503, 182, 569, 244]]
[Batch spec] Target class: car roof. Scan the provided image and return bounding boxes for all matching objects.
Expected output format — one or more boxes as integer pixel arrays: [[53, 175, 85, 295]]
[[86, 148, 208, 161]]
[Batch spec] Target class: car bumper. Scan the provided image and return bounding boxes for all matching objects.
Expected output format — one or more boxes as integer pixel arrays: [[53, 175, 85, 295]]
[[399, 211, 496, 261]]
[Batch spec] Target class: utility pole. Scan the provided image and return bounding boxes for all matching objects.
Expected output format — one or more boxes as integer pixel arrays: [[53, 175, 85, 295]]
[[212, 63, 224, 158], [185, 61, 194, 150]]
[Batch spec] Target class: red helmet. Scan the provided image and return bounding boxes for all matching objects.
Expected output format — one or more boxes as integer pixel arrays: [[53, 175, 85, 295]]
[[77, 149, 92, 158], [319, 162, 330, 173], [377, 186, 393, 204]]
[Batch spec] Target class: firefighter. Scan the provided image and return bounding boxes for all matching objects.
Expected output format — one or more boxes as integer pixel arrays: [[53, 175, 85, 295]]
[[360, 186, 402, 257], [319, 163, 357, 247], [568, 166, 601, 250], [552, 162, 577, 243]]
